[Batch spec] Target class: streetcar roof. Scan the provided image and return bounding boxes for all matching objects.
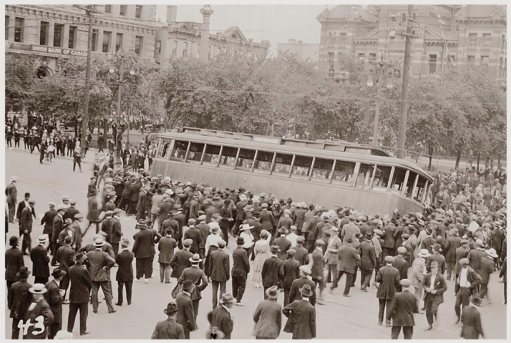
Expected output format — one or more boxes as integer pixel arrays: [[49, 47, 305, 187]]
[[158, 131, 433, 182]]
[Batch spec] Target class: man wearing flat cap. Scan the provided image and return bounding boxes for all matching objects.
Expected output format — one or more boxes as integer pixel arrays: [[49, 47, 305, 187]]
[[386, 279, 419, 339], [393, 247, 410, 292], [151, 301, 185, 339], [454, 258, 482, 324]]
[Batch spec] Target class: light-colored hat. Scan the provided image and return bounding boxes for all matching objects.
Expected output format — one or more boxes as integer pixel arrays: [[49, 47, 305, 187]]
[[397, 246, 407, 254], [94, 237, 105, 247], [38, 235, 48, 243], [418, 249, 430, 258], [486, 248, 498, 258], [240, 223, 253, 231], [29, 283, 47, 294], [399, 279, 411, 287], [10, 175, 18, 181], [299, 265, 312, 275], [265, 286, 279, 300], [189, 254, 202, 263]]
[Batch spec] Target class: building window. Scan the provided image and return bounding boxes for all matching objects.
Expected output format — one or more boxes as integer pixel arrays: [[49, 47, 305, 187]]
[[54, 24, 64, 47], [155, 40, 161, 54], [5, 16, 9, 40], [468, 33, 477, 47], [172, 40, 177, 56], [40, 21, 49, 46], [467, 55, 475, 65], [102, 31, 111, 53], [481, 56, 489, 66], [412, 12, 417, 21], [115, 33, 123, 52], [14, 17, 24, 43], [391, 15, 396, 23], [429, 55, 437, 74], [401, 13, 407, 23], [105, 5, 112, 14], [68, 26, 77, 49], [120, 5, 127, 16], [91, 29, 98, 52], [369, 53, 376, 61], [135, 5, 142, 19], [358, 53, 365, 63], [328, 52, 334, 60], [448, 55, 456, 66], [135, 36, 143, 55], [482, 33, 491, 47], [183, 41, 188, 56]]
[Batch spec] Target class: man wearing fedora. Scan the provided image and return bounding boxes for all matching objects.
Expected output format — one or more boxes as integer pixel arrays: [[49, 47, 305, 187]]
[[51, 206, 66, 265], [55, 236, 75, 303], [88, 237, 116, 314], [282, 249, 300, 306], [45, 268, 66, 339], [9, 266, 32, 339], [478, 248, 497, 303], [176, 280, 197, 339], [6, 236, 25, 307], [283, 284, 316, 339], [207, 293, 234, 339], [116, 238, 134, 306], [31, 235, 50, 284], [375, 256, 400, 326], [209, 240, 230, 308], [232, 236, 250, 306], [461, 295, 485, 339], [422, 261, 447, 330], [23, 283, 54, 339], [152, 300, 185, 339], [171, 239, 193, 280], [67, 252, 91, 336], [412, 249, 429, 312], [6, 175, 18, 223], [253, 286, 282, 339], [20, 199, 36, 254], [454, 258, 482, 324], [386, 279, 418, 339], [177, 254, 208, 320], [158, 229, 177, 284], [262, 245, 284, 300], [133, 219, 156, 283]]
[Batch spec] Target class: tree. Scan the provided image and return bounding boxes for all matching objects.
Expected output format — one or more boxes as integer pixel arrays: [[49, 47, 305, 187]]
[[5, 54, 36, 112]]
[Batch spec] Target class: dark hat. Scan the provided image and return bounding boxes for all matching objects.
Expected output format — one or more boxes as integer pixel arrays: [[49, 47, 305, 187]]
[[9, 236, 18, 247], [221, 293, 235, 304], [73, 252, 87, 262], [270, 245, 280, 254], [64, 236, 72, 244], [432, 243, 442, 252], [236, 237, 245, 245], [16, 266, 31, 278], [51, 268, 67, 278], [471, 294, 482, 307], [299, 284, 314, 297], [218, 240, 226, 249], [164, 301, 178, 315]]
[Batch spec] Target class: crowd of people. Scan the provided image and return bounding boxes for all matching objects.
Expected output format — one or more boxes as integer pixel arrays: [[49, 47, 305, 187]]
[[5, 149, 507, 339]]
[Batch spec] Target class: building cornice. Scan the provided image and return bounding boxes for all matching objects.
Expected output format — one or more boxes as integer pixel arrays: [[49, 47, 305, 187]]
[[424, 40, 458, 46], [455, 18, 506, 26], [353, 40, 378, 45]]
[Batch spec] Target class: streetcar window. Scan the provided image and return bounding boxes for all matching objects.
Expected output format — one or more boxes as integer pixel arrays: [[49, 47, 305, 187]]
[[187, 142, 205, 164], [170, 140, 188, 161], [332, 160, 356, 185], [219, 146, 238, 168], [253, 151, 274, 174], [291, 155, 313, 180], [405, 171, 417, 198], [158, 139, 171, 158], [373, 165, 393, 190], [355, 163, 376, 188], [235, 149, 256, 171], [390, 167, 407, 192], [414, 175, 427, 201], [311, 158, 334, 182], [203, 144, 221, 165], [272, 153, 293, 175]]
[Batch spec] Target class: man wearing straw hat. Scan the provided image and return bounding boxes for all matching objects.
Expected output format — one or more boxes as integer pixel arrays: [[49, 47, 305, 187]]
[[412, 249, 429, 312], [87, 237, 116, 314], [177, 254, 208, 320], [23, 283, 54, 339], [253, 286, 282, 339], [9, 266, 32, 339], [152, 300, 185, 339], [31, 235, 50, 284], [67, 252, 91, 336], [283, 284, 316, 339]]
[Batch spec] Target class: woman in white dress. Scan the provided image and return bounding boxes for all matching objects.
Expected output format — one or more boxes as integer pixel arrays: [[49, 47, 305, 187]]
[[252, 230, 272, 288]]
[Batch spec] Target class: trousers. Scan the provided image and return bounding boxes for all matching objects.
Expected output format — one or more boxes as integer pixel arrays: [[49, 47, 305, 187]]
[[454, 287, 472, 319], [378, 298, 392, 324], [48, 321, 62, 339], [446, 261, 455, 279], [391, 326, 413, 339], [212, 281, 227, 308], [135, 257, 152, 279], [327, 264, 339, 288], [8, 203, 15, 222], [425, 298, 440, 325], [160, 263, 171, 283], [360, 268, 373, 289], [12, 318, 21, 339], [232, 275, 247, 302], [20, 230, 32, 254], [117, 280, 133, 305], [34, 276, 49, 284], [336, 271, 354, 295], [91, 281, 114, 312], [479, 282, 489, 300], [67, 302, 88, 335]]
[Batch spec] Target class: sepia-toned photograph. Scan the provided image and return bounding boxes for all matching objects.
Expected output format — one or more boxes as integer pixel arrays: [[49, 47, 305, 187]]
[[3, 2, 507, 340]]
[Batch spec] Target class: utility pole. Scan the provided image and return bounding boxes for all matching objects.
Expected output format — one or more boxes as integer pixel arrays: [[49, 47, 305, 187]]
[[372, 66, 384, 146], [396, 5, 416, 159]]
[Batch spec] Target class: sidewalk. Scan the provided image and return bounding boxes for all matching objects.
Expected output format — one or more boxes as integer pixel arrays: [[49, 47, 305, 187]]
[[6, 145, 100, 165]]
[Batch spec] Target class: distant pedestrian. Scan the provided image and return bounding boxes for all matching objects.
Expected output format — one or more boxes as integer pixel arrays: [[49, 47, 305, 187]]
[[6, 236, 24, 307], [253, 286, 282, 339], [73, 147, 82, 172], [375, 256, 400, 326], [177, 254, 208, 321], [87, 237, 116, 314], [282, 249, 300, 306], [31, 235, 50, 284], [262, 245, 284, 299], [288, 265, 316, 306], [311, 240, 325, 302], [454, 258, 482, 324], [170, 239, 193, 281], [151, 301, 185, 339], [423, 261, 447, 330], [386, 279, 418, 339], [5, 175, 18, 223]]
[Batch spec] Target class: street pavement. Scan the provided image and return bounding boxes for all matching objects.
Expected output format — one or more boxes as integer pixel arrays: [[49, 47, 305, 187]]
[[4, 147, 507, 339]]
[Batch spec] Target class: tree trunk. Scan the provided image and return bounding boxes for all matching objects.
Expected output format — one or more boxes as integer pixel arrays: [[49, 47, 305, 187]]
[[74, 117, 78, 137], [103, 119, 107, 136], [455, 148, 462, 170], [428, 144, 434, 171], [476, 153, 480, 172]]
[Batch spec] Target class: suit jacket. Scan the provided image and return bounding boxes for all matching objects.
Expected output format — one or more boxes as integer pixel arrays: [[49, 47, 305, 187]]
[[23, 298, 54, 339], [87, 249, 115, 282], [461, 306, 484, 339], [383, 225, 396, 249], [55, 245, 75, 272], [359, 240, 377, 270], [110, 217, 122, 244], [17, 200, 35, 221], [324, 235, 342, 265], [282, 257, 301, 289], [209, 249, 230, 282], [426, 252, 446, 274], [45, 279, 63, 323], [253, 299, 282, 339], [444, 236, 462, 262], [132, 228, 155, 258], [337, 244, 360, 274], [273, 236, 292, 261], [207, 305, 233, 339], [467, 248, 487, 273], [31, 245, 50, 277], [158, 236, 176, 264], [294, 246, 309, 266], [262, 256, 284, 288], [232, 247, 250, 278], [157, 201, 173, 224], [311, 249, 324, 279], [293, 209, 306, 232], [63, 207, 79, 222], [375, 265, 400, 299], [20, 206, 34, 232], [178, 266, 208, 300], [170, 250, 193, 279], [69, 264, 92, 304], [5, 246, 24, 282], [116, 249, 134, 282], [151, 317, 185, 339], [176, 292, 197, 335], [455, 247, 470, 275], [478, 256, 495, 285], [52, 214, 64, 244], [9, 280, 32, 319], [455, 266, 482, 294], [183, 227, 203, 254], [40, 209, 57, 236], [288, 276, 316, 306], [422, 272, 447, 304], [6, 182, 17, 204], [386, 291, 418, 326], [283, 299, 316, 339], [57, 227, 77, 248], [392, 255, 409, 280], [137, 191, 151, 213], [499, 257, 507, 283]]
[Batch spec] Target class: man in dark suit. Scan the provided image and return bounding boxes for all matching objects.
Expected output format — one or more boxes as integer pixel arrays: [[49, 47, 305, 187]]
[[461, 295, 484, 339], [282, 249, 300, 306], [272, 227, 292, 261], [9, 266, 32, 339], [184, 219, 204, 256], [6, 176, 18, 223], [158, 229, 176, 284], [20, 200, 36, 254], [170, 239, 193, 280], [16, 192, 34, 222], [294, 236, 310, 266], [40, 202, 57, 248], [359, 232, 377, 291], [444, 228, 462, 280], [232, 237, 250, 306], [207, 293, 234, 339], [386, 279, 418, 339], [23, 284, 54, 339], [454, 258, 482, 324], [132, 220, 155, 282], [311, 240, 325, 301], [51, 206, 66, 265], [67, 252, 91, 336], [335, 238, 361, 296], [209, 240, 229, 308], [136, 186, 151, 220], [499, 257, 506, 304], [376, 256, 400, 326], [288, 265, 316, 306], [151, 301, 185, 339], [420, 228, 436, 254], [392, 247, 410, 292], [6, 236, 24, 308], [422, 261, 447, 330], [478, 249, 497, 302], [87, 237, 116, 313], [262, 245, 284, 299], [426, 244, 446, 274], [45, 268, 66, 339], [176, 281, 197, 339], [283, 284, 316, 339], [110, 209, 123, 258], [177, 254, 209, 320], [454, 240, 470, 281], [31, 235, 50, 284], [116, 238, 134, 306], [382, 223, 396, 258]]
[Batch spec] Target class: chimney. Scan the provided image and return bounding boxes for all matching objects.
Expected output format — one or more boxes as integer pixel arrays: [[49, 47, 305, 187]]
[[166, 5, 177, 24], [200, 5, 214, 61], [289, 39, 296, 44]]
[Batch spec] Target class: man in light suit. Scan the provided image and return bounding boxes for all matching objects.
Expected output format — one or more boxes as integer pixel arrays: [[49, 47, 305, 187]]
[[422, 261, 447, 330], [87, 237, 116, 314], [6, 176, 18, 223], [323, 225, 342, 291]]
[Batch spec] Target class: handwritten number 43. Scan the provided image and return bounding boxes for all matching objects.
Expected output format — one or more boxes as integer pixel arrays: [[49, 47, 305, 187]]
[[18, 316, 45, 335]]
